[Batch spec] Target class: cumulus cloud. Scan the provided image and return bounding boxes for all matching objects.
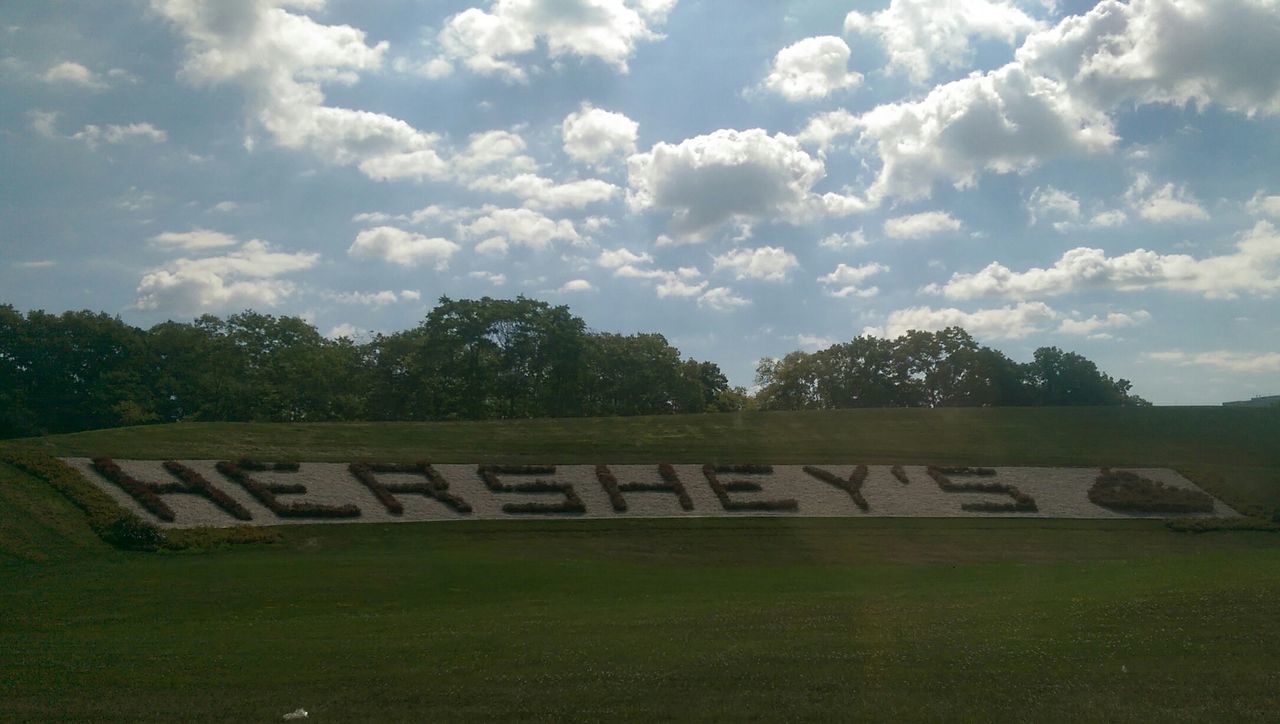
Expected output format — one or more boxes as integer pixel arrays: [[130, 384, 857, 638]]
[[819, 228, 869, 250], [1026, 186, 1081, 226], [468, 270, 508, 285], [698, 287, 751, 311], [42, 61, 108, 89], [627, 128, 865, 242], [1147, 350, 1280, 373], [762, 36, 861, 101], [845, 0, 1042, 83], [883, 211, 962, 239], [928, 220, 1280, 300], [558, 278, 595, 292], [326, 289, 421, 306], [1124, 173, 1209, 223], [1246, 191, 1280, 219], [70, 122, 167, 149], [712, 246, 798, 281], [150, 228, 239, 251], [856, 64, 1116, 203], [468, 173, 620, 210], [613, 262, 707, 298], [1057, 310, 1151, 337], [325, 322, 365, 340], [135, 239, 318, 312], [597, 247, 652, 268], [458, 207, 581, 251], [562, 103, 638, 168], [864, 301, 1057, 339], [796, 109, 859, 152], [818, 262, 888, 298], [1017, 0, 1280, 117], [348, 226, 460, 268], [433, 0, 673, 81], [153, 0, 450, 182]]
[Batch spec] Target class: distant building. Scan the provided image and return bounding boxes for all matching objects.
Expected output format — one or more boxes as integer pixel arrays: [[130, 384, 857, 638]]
[[1223, 395, 1280, 407]]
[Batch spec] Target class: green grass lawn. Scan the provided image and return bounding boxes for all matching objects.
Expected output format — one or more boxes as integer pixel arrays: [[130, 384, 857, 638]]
[[1, 407, 1278, 721]]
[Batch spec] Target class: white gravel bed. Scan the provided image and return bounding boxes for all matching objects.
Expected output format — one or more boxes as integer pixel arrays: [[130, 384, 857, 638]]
[[62, 459, 1239, 529]]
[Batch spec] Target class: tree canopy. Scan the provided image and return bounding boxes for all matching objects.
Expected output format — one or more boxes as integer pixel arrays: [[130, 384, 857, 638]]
[[0, 300, 1147, 440]]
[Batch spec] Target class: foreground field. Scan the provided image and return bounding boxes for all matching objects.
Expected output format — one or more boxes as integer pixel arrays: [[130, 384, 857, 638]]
[[1, 408, 1278, 721]]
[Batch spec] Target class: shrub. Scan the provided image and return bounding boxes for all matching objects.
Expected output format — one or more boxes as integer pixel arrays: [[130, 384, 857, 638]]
[[702, 464, 798, 512], [161, 461, 253, 521], [477, 464, 585, 514], [91, 457, 176, 522], [803, 465, 869, 511], [161, 526, 283, 550], [934, 466, 996, 476], [891, 465, 909, 484], [349, 461, 472, 514], [217, 460, 360, 518], [927, 465, 1037, 513], [3, 452, 164, 551], [1088, 468, 1214, 514], [654, 463, 696, 511], [595, 465, 627, 512]]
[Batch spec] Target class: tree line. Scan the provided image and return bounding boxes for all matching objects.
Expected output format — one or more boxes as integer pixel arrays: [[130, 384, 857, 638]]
[[0, 297, 1146, 439]]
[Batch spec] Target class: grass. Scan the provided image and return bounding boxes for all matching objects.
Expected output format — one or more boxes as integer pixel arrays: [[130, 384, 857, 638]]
[[1, 407, 1278, 721]]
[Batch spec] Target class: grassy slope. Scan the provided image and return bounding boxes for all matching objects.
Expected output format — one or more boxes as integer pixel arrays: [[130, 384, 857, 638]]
[[1, 408, 1278, 721]]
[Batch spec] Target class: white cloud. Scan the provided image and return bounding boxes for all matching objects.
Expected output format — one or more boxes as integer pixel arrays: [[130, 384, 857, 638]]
[[1057, 310, 1150, 336], [70, 122, 167, 149], [613, 262, 707, 298], [1147, 350, 1280, 374], [42, 61, 107, 89], [1247, 192, 1280, 219], [153, 0, 450, 182], [326, 289, 420, 306], [697, 287, 751, 311], [856, 64, 1116, 204], [1124, 173, 1208, 223], [796, 109, 859, 151], [468, 173, 620, 210], [818, 262, 888, 298], [796, 334, 837, 350], [558, 278, 595, 292], [712, 246, 798, 281], [1087, 209, 1128, 229], [468, 270, 508, 285], [562, 103, 638, 168], [14, 260, 57, 269], [451, 129, 537, 177], [1027, 186, 1081, 225], [28, 110, 60, 139], [150, 228, 239, 251], [845, 0, 1042, 83], [928, 220, 1280, 300], [762, 36, 861, 101], [325, 322, 365, 340], [458, 207, 581, 250], [135, 239, 318, 312], [209, 201, 240, 213], [597, 247, 652, 268], [433, 0, 672, 81], [1017, 0, 1280, 117], [627, 128, 864, 242], [883, 211, 963, 239], [819, 229, 869, 250], [349, 226, 460, 268], [864, 301, 1057, 339]]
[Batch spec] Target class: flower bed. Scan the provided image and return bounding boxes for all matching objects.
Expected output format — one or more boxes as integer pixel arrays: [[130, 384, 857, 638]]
[[349, 461, 472, 515], [890, 465, 909, 484], [803, 465, 869, 511], [161, 461, 253, 521], [702, 464, 798, 512], [91, 457, 177, 522], [477, 464, 586, 514], [1089, 468, 1214, 514], [927, 465, 1037, 513], [217, 460, 360, 518]]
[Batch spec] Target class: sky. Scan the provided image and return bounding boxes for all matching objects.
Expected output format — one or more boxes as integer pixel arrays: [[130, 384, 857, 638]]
[[1, 0, 1279, 405]]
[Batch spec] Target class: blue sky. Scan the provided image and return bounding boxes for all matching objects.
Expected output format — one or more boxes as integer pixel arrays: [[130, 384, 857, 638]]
[[2, 0, 1279, 404]]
